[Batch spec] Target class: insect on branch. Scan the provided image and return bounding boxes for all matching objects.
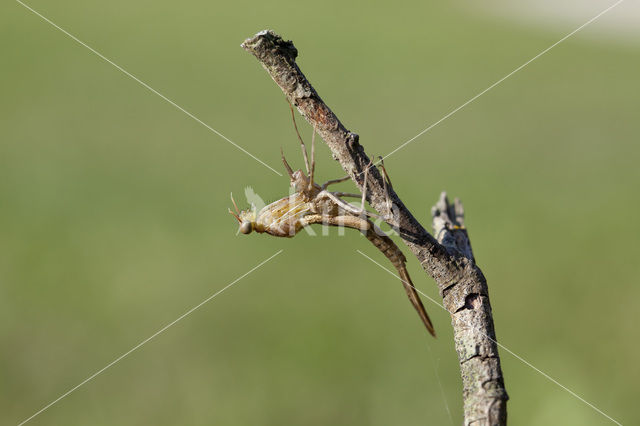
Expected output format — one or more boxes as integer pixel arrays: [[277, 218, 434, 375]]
[[241, 29, 508, 425]]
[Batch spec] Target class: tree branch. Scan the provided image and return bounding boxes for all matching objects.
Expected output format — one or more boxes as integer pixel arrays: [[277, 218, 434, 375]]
[[242, 29, 508, 425]]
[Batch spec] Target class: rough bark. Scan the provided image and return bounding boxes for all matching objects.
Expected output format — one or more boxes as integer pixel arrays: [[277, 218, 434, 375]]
[[242, 30, 508, 425], [431, 192, 507, 425]]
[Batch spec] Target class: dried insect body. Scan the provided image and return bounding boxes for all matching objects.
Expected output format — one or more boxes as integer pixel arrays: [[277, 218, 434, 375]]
[[229, 111, 435, 336]]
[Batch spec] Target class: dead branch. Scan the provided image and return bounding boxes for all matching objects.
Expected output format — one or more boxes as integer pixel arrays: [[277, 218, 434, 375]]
[[242, 30, 508, 425]]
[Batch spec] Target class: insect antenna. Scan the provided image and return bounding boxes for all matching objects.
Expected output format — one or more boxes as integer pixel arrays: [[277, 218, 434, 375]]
[[281, 147, 295, 178], [229, 193, 242, 223], [228, 208, 241, 223]]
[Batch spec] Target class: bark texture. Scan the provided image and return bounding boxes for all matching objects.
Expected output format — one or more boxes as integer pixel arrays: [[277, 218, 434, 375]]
[[242, 30, 508, 425]]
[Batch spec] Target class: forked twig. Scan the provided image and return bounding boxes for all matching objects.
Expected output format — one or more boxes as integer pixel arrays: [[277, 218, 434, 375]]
[[242, 30, 508, 425]]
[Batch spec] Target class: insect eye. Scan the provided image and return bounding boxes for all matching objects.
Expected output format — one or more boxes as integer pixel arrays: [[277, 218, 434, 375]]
[[240, 222, 253, 234]]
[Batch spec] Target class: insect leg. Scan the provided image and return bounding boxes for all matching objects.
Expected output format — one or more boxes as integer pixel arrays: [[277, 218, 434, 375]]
[[299, 213, 370, 231], [378, 156, 393, 188], [317, 190, 381, 220], [321, 175, 350, 189], [289, 103, 310, 175], [309, 125, 316, 190], [330, 192, 361, 198], [378, 156, 393, 213], [359, 160, 372, 213]]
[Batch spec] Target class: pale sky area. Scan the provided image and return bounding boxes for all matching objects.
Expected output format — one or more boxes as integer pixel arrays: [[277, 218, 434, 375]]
[[473, 0, 640, 46]]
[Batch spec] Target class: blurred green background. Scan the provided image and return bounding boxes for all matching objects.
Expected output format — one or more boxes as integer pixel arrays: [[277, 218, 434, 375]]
[[2, 1, 638, 424]]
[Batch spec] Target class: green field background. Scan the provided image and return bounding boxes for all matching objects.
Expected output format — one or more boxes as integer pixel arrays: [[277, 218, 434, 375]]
[[1, 1, 638, 425]]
